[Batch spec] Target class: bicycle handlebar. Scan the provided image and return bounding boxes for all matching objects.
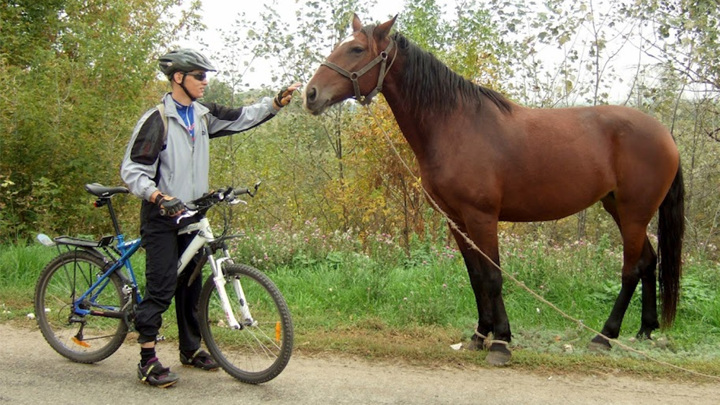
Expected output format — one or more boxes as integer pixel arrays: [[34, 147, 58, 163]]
[[84, 181, 261, 224], [176, 181, 262, 223]]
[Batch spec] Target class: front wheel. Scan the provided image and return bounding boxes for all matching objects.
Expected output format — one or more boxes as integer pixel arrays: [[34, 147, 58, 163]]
[[198, 263, 293, 384]]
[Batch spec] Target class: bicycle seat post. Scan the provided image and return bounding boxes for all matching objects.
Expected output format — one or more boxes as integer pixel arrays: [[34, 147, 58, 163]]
[[85, 183, 129, 238], [103, 197, 122, 236]]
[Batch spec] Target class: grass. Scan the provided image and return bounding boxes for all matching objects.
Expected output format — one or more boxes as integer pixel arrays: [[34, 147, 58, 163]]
[[2, 228, 720, 381]]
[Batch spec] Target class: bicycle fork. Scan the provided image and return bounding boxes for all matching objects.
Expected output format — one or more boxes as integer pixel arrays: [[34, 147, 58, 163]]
[[209, 255, 256, 329]]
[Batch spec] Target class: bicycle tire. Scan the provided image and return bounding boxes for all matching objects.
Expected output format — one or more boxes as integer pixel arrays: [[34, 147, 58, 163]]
[[34, 250, 129, 363], [198, 263, 293, 384]]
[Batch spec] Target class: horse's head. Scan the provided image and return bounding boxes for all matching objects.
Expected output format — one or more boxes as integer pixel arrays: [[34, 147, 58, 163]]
[[303, 13, 397, 115]]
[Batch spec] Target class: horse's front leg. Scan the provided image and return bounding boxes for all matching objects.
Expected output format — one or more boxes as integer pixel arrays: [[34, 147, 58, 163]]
[[451, 219, 512, 366], [453, 230, 493, 347]]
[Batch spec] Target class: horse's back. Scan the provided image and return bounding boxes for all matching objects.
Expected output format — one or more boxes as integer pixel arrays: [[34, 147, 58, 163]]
[[491, 104, 678, 221], [514, 104, 677, 172], [577, 105, 679, 193]]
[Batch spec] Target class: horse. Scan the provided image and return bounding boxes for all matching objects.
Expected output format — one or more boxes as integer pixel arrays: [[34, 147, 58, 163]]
[[303, 14, 685, 366]]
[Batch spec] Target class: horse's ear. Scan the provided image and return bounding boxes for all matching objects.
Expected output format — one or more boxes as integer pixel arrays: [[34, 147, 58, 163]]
[[352, 13, 363, 32], [376, 14, 397, 39]]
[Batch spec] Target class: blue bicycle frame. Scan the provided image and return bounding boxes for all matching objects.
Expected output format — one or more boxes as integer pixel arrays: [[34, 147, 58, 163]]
[[71, 234, 143, 319]]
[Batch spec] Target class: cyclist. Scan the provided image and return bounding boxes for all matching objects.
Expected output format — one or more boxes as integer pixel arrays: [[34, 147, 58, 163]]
[[120, 48, 300, 388]]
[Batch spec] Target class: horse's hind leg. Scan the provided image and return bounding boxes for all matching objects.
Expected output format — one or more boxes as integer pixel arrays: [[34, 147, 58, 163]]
[[590, 194, 658, 350], [636, 237, 659, 339]]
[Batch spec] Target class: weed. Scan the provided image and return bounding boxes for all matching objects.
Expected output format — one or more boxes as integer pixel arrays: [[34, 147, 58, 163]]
[[3, 231, 720, 378]]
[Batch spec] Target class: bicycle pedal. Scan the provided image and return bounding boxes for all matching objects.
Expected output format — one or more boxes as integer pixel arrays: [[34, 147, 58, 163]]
[[72, 336, 91, 347], [68, 315, 86, 324]]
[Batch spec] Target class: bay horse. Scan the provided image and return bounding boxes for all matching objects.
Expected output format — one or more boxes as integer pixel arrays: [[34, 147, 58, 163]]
[[303, 14, 685, 366]]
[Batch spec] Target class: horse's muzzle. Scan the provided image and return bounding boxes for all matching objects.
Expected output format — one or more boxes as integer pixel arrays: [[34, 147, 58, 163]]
[[302, 86, 327, 115]]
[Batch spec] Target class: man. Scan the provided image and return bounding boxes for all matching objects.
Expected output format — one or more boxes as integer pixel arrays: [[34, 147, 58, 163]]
[[120, 48, 300, 387]]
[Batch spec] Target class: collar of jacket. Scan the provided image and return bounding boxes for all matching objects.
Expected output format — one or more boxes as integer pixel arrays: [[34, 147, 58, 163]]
[[161, 92, 209, 120]]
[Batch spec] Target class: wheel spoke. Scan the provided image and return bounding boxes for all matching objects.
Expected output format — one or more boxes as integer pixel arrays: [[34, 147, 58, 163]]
[[35, 251, 129, 364], [199, 263, 293, 383]]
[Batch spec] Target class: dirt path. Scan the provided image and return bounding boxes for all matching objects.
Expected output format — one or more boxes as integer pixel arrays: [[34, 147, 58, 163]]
[[1, 323, 717, 405]]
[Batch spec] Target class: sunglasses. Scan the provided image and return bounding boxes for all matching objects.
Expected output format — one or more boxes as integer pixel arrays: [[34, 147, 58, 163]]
[[186, 72, 207, 81]]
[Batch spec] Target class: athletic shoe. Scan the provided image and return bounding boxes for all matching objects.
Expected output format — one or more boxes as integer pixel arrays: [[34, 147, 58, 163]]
[[180, 349, 220, 371], [137, 357, 179, 388]]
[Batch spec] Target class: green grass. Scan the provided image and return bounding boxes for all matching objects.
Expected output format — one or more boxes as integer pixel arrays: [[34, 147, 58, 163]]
[[2, 232, 720, 380]]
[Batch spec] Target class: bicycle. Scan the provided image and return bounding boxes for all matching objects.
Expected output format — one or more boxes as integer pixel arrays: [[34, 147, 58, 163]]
[[34, 182, 293, 384]]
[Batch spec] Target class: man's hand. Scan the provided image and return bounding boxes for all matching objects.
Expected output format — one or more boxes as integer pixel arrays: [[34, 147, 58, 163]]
[[155, 194, 185, 217], [273, 82, 302, 109]]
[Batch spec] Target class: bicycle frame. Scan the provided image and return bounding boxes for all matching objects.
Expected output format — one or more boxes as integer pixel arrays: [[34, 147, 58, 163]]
[[40, 184, 258, 334], [69, 234, 143, 319], [52, 217, 254, 333]]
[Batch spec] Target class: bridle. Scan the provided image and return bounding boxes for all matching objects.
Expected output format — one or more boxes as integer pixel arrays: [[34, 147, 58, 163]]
[[321, 28, 397, 106]]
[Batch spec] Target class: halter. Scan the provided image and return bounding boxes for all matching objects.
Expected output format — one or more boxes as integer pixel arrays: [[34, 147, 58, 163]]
[[321, 29, 396, 106]]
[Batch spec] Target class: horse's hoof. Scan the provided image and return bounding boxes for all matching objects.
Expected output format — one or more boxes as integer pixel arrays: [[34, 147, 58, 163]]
[[485, 343, 511, 366], [635, 327, 655, 341], [588, 341, 610, 352], [588, 335, 612, 352], [461, 339, 484, 351]]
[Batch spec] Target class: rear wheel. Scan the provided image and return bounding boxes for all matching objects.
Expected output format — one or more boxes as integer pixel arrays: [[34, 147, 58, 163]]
[[198, 263, 293, 384], [34, 250, 129, 363]]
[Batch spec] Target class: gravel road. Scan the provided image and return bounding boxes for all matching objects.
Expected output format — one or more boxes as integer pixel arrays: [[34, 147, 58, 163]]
[[1, 323, 718, 405]]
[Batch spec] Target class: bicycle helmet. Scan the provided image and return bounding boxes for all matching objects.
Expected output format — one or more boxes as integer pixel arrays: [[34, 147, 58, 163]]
[[158, 48, 216, 77], [159, 49, 216, 101]]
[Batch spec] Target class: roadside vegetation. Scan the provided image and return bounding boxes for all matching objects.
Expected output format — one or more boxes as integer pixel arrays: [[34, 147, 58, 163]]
[[3, 225, 719, 380]]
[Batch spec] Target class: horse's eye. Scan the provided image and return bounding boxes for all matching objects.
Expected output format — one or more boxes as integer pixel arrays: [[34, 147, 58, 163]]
[[350, 46, 364, 55]]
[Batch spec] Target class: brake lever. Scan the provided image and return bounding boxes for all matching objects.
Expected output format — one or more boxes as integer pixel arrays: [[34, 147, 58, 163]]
[[251, 181, 261, 197], [175, 209, 198, 224]]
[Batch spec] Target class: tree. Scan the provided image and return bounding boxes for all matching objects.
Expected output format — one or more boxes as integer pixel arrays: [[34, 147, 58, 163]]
[[621, 0, 720, 254], [201, 0, 514, 251], [0, 0, 202, 241], [209, 1, 378, 232]]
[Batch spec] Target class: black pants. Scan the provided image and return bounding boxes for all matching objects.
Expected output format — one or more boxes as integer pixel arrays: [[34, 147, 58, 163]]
[[135, 201, 203, 353]]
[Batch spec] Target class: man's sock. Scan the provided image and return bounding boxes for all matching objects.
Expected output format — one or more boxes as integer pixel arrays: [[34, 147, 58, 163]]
[[140, 347, 156, 366]]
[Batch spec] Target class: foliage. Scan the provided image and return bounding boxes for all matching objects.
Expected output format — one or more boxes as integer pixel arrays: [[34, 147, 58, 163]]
[[624, 0, 720, 91], [2, 0, 720, 264], [0, 0, 201, 242], [399, 0, 506, 83]]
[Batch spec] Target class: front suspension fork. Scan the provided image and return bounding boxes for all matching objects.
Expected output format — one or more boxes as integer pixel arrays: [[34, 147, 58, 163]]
[[211, 255, 255, 329]]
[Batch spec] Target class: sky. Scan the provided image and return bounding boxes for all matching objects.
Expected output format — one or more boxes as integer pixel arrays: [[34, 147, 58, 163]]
[[179, 0, 635, 100], [178, 0, 422, 88]]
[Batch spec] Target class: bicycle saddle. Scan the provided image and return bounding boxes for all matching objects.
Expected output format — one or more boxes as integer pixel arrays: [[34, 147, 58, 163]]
[[85, 183, 130, 197]]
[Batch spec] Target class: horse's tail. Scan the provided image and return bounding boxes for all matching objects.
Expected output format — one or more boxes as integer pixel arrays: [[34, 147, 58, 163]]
[[657, 164, 685, 328]]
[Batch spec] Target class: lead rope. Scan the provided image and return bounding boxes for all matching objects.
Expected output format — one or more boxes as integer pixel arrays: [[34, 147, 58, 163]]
[[363, 105, 719, 381]]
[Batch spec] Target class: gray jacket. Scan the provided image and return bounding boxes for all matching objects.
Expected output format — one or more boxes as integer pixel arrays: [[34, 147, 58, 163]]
[[120, 93, 277, 203]]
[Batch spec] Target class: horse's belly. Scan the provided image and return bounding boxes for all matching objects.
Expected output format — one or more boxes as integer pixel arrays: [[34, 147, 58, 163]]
[[499, 203, 595, 222], [498, 182, 612, 222]]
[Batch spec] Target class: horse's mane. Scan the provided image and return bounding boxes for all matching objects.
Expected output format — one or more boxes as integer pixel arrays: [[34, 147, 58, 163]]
[[391, 32, 512, 118]]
